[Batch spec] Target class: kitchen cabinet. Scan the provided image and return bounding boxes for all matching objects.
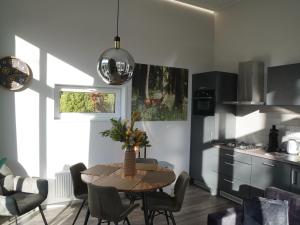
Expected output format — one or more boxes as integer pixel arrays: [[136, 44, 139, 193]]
[[291, 166, 300, 194], [251, 156, 291, 197], [218, 148, 252, 199], [267, 63, 300, 105], [219, 174, 251, 200], [190, 146, 219, 195], [190, 72, 237, 195]]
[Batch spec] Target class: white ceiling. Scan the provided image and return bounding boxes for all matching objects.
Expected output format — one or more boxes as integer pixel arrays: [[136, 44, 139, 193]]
[[178, 0, 242, 11]]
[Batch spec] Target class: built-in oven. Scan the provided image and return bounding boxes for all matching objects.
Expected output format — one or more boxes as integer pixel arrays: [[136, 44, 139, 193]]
[[192, 89, 215, 116]]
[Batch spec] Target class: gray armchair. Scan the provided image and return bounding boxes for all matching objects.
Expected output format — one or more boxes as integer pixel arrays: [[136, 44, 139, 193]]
[[0, 164, 48, 224], [207, 187, 300, 225]]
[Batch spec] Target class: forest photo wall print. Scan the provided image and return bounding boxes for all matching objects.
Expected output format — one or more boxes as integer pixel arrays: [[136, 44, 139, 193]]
[[132, 63, 188, 121]]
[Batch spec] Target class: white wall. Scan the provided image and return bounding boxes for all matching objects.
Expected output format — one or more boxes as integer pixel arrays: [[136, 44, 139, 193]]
[[215, 0, 300, 73], [214, 0, 300, 145], [0, 0, 214, 185]]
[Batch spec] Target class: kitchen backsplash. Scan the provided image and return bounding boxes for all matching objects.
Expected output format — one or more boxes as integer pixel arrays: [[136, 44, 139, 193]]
[[283, 126, 300, 142], [235, 105, 300, 147]]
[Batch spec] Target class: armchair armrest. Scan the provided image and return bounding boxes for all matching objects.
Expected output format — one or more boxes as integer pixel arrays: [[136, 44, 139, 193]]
[[13, 176, 48, 199], [207, 206, 243, 225], [0, 195, 19, 216]]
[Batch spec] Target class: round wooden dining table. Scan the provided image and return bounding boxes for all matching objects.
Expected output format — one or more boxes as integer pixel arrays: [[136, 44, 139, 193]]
[[81, 162, 176, 225]]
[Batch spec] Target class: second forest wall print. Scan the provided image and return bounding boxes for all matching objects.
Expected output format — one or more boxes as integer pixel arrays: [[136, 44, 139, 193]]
[[132, 63, 188, 121]]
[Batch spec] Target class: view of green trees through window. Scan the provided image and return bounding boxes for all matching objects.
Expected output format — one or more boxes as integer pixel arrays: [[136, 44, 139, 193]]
[[59, 91, 116, 113]]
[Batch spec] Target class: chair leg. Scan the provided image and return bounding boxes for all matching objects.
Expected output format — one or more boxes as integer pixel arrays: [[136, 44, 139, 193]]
[[130, 198, 135, 205], [15, 216, 18, 225], [72, 199, 86, 225], [125, 217, 131, 225], [83, 208, 90, 225], [169, 211, 176, 225], [150, 210, 155, 225], [38, 205, 48, 225], [165, 210, 170, 225]]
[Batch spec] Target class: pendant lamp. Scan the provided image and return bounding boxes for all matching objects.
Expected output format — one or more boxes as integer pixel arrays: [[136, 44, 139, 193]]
[[97, 0, 135, 85]]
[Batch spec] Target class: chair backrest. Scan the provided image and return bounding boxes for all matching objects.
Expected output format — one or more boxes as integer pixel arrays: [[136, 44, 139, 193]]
[[88, 183, 124, 221], [69, 163, 87, 197], [136, 158, 158, 165], [173, 171, 190, 211]]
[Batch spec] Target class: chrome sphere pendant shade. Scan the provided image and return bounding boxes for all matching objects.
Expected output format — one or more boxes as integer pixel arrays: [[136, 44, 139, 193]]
[[97, 0, 135, 85]]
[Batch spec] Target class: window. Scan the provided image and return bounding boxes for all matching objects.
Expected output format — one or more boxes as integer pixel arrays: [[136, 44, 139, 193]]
[[54, 84, 122, 120]]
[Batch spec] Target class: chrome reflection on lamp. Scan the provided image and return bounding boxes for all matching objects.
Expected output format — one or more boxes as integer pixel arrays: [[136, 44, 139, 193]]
[[97, 0, 135, 85]]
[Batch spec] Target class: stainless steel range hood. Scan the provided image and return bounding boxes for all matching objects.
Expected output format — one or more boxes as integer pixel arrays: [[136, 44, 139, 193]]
[[224, 61, 265, 105]]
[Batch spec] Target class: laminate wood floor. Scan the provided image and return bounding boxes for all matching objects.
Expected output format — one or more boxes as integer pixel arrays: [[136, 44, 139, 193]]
[[0, 185, 236, 225]]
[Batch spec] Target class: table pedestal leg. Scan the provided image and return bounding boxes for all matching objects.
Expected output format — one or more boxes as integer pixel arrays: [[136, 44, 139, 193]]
[[142, 192, 149, 225]]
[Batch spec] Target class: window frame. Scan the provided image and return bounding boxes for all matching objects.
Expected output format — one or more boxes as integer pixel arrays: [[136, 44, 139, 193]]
[[54, 84, 122, 121]]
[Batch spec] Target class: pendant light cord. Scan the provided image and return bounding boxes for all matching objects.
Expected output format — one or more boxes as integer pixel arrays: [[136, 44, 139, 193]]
[[116, 0, 119, 37]]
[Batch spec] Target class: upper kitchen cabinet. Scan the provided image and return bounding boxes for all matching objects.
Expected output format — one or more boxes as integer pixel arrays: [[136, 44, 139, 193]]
[[267, 63, 300, 105]]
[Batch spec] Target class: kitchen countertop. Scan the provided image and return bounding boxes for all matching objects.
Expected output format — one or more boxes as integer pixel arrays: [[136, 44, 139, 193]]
[[215, 144, 300, 166]]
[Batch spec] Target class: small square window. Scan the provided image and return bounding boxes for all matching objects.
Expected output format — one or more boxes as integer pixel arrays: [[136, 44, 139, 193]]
[[54, 84, 122, 120]]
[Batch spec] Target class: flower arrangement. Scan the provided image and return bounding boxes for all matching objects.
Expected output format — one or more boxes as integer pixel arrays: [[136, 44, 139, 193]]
[[101, 112, 151, 151]]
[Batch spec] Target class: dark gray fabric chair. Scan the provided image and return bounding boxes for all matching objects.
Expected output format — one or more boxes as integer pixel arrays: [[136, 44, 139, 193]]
[[207, 187, 300, 225], [0, 164, 48, 224], [70, 163, 89, 225], [136, 158, 158, 164], [88, 183, 139, 225], [147, 171, 190, 225]]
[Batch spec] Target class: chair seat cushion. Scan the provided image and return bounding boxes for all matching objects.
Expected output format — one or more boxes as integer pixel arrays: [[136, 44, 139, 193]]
[[10, 192, 45, 215], [147, 192, 176, 211]]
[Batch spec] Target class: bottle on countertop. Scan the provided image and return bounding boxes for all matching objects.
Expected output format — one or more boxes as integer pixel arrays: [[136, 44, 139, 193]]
[[268, 125, 279, 152]]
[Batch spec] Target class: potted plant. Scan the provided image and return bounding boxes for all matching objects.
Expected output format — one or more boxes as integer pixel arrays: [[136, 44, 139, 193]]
[[101, 112, 151, 175]]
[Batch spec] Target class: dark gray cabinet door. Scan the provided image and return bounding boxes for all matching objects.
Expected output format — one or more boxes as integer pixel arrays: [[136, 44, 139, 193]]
[[190, 146, 219, 195], [219, 174, 251, 199], [218, 149, 252, 199], [251, 156, 291, 194], [267, 63, 300, 105], [291, 166, 300, 194]]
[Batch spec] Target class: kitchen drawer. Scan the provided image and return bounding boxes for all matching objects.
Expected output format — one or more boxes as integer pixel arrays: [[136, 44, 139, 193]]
[[251, 156, 291, 191], [220, 148, 252, 164], [219, 174, 251, 199], [219, 157, 251, 183]]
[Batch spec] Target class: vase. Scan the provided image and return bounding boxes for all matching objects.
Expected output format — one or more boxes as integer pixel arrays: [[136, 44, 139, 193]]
[[123, 149, 136, 176]]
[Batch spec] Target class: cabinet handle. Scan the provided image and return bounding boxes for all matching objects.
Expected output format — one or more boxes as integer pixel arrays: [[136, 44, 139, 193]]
[[224, 178, 234, 184], [225, 153, 234, 157], [292, 170, 298, 185], [262, 162, 275, 167], [225, 162, 234, 166]]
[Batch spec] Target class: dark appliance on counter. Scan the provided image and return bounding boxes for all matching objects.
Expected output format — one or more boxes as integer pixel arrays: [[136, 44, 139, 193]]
[[190, 71, 237, 195], [192, 88, 215, 116], [268, 125, 279, 152]]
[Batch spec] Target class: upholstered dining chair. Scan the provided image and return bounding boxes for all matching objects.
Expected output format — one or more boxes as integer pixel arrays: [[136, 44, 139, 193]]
[[70, 163, 90, 225], [147, 171, 190, 225], [0, 163, 48, 225], [135, 158, 158, 164], [88, 183, 139, 225]]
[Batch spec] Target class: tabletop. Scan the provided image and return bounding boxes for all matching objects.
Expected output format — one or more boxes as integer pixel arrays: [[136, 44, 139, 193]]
[[81, 162, 176, 192]]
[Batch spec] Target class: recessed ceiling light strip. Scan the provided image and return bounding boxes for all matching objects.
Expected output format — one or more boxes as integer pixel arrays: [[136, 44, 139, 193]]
[[164, 0, 215, 14]]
